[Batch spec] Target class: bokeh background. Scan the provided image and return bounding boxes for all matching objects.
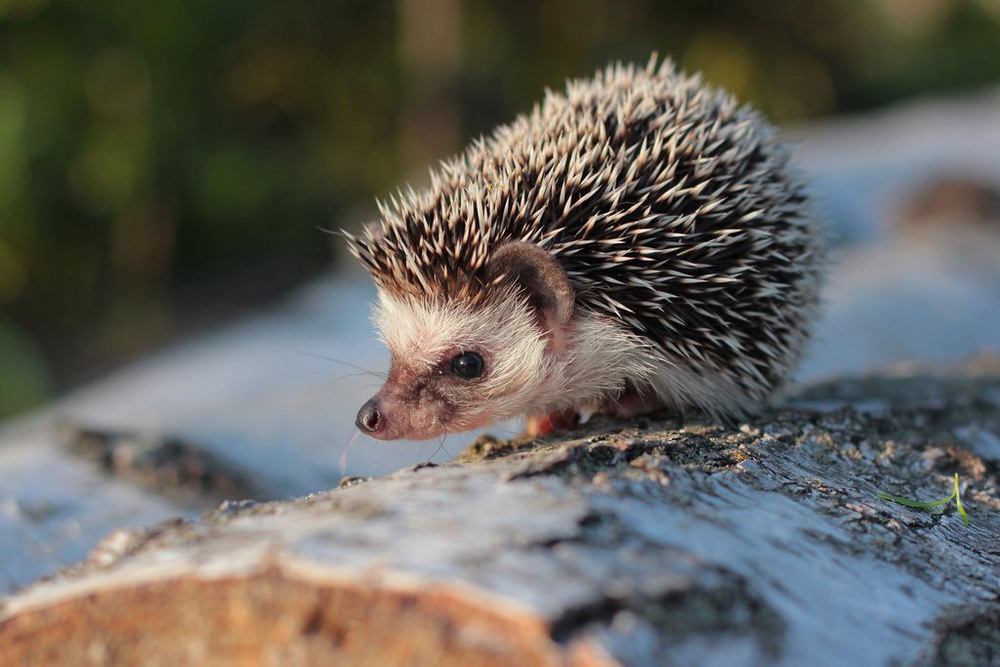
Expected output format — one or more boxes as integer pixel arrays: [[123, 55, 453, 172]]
[[2, 0, 1000, 417]]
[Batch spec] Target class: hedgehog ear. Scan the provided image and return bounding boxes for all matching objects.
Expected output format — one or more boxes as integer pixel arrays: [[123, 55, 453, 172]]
[[487, 242, 575, 331]]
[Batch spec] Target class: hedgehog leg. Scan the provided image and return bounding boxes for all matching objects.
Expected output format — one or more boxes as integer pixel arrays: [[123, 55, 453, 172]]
[[524, 410, 579, 437]]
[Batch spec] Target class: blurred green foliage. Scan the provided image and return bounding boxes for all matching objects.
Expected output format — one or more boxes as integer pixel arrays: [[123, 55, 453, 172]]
[[0, 0, 999, 417]]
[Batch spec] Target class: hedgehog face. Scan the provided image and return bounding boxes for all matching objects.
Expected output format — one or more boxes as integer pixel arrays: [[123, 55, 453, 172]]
[[354, 241, 585, 440], [355, 289, 553, 440]]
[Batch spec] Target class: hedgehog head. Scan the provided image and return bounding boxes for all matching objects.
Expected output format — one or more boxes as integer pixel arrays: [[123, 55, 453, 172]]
[[353, 242, 635, 440]]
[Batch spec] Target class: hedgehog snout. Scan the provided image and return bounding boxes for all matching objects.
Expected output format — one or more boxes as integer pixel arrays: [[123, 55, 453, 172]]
[[355, 393, 419, 440], [355, 398, 383, 435]]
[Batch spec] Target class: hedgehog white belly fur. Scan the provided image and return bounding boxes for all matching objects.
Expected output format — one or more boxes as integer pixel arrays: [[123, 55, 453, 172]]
[[347, 57, 825, 441]]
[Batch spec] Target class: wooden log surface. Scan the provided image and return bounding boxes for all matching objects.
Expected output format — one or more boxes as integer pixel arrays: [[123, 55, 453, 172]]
[[2, 357, 998, 666]]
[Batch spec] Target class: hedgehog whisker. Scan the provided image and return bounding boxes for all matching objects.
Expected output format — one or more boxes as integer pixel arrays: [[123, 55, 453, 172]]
[[323, 372, 387, 387], [291, 349, 387, 380], [339, 428, 363, 475], [429, 435, 453, 463]]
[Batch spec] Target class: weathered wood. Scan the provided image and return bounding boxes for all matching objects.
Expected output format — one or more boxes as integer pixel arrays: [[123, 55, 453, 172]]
[[2, 357, 998, 666]]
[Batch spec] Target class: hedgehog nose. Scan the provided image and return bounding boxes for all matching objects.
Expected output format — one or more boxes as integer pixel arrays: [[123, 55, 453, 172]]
[[356, 398, 383, 434]]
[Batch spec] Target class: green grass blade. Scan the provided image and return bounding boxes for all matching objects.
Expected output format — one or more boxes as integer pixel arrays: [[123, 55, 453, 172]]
[[877, 473, 970, 526], [877, 493, 949, 509], [953, 473, 970, 526]]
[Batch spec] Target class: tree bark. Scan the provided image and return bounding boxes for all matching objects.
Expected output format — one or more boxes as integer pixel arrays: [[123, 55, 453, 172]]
[[1, 357, 998, 667]]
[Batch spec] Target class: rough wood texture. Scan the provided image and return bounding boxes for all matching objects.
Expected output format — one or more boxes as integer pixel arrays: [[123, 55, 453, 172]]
[[2, 358, 999, 667]]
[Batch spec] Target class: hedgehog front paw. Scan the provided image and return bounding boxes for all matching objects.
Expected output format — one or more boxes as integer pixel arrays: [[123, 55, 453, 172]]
[[524, 410, 580, 437]]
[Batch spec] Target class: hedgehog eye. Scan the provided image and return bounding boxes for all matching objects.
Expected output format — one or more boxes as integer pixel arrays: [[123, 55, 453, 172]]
[[450, 351, 484, 379]]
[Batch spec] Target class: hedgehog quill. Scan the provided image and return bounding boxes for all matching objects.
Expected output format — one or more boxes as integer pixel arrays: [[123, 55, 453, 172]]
[[346, 57, 825, 441]]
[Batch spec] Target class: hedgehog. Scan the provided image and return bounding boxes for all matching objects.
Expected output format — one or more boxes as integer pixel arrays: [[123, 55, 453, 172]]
[[346, 56, 825, 441]]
